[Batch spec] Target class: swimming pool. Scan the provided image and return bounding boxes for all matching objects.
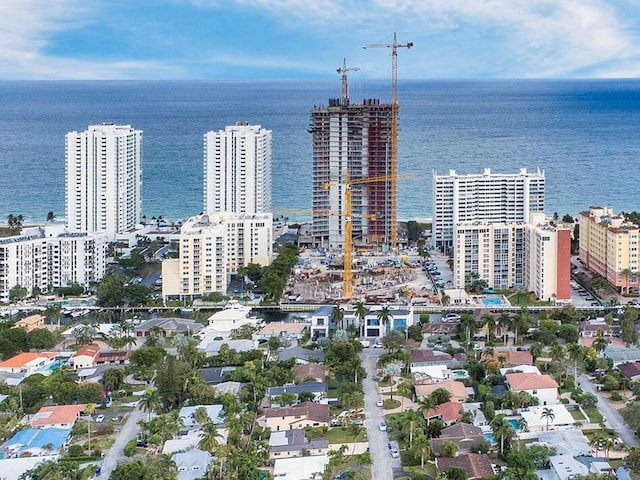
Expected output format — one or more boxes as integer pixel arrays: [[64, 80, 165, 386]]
[[452, 369, 468, 379], [485, 433, 495, 443], [482, 297, 506, 306], [507, 418, 519, 430], [49, 360, 63, 371]]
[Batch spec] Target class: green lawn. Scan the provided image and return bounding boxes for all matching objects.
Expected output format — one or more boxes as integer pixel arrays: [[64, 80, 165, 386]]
[[383, 399, 401, 410], [569, 409, 585, 421], [584, 407, 604, 424], [326, 427, 367, 444], [403, 463, 438, 478]]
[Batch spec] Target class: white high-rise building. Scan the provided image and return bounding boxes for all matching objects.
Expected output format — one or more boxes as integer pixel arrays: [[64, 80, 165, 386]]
[[65, 123, 142, 241], [161, 212, 272, 298], [432, 168, 545, 252], [203, 123, 272, 215], [0, 226, 107, 303]]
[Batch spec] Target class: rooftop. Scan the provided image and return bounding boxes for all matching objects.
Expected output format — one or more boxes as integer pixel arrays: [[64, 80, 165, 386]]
[[436, 453, 494, 479], [410, 349, 453, 364], [505, 372, 559, 390], [423, 401, 463, 423], [0, 352, 55, 369], [29, 404, 87, 427], [257, 322, 307, 335], [414, 380, 468, 400], [264, 402, 330, 424]]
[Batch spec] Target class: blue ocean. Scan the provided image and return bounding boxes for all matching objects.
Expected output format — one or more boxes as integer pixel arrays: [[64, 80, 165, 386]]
[[0, 79, 639, 224]]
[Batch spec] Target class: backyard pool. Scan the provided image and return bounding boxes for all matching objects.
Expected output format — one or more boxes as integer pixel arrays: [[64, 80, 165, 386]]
[[507, 418, 519, 430], [485, 433, 495, 443], [452, 369, 468, 379], [49, 360, 63, 371]]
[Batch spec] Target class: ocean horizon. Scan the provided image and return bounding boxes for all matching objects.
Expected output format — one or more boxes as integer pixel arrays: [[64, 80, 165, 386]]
[[1, 79, 639, 226]]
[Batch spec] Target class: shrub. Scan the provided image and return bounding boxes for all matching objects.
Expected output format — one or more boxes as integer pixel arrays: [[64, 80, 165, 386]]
[[124, 439, 137, 457], [67, 444, 83, 457], [611, 391, 623, 401]]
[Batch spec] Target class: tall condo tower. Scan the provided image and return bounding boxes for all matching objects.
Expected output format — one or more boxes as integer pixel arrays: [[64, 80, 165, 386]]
[[432, 167, 546, 252], [203, 122, 272, 215], [311, 98, 393, 249], [65, 123, 142, 241]]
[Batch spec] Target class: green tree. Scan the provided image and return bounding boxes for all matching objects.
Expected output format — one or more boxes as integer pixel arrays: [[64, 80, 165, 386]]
[[139, 389, 160, 421], [540, 407, 555, 431], [492, 414, 515, 456], [625, 446, 640, 473], [377, 306, 393, 334], [331, 304, 345, 330], [444, 466, 467, 480], [439, 439, 459, 457], [9, 284, 28, 303], [354, 301, 368, 336], [46, 211, 56, 223], [382, 329, 405, 354], [198, 420, 223, 452], [102, 368, 126, 392], [84, 403, 96, 451]]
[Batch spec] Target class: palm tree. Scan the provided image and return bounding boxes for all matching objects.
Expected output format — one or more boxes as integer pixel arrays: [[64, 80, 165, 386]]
[[354, 301, 368, 337], [491, 414, 513, 456], [331, 304, 345, 331], [565, 343, 584, 386], [540, 407, 555, 431], [192, 406, 210, 425], [498, 312, 511, 345], [139, 389, 160, 421], [550, 342, 564, 363], [418, 394, 437, 427], [530, 342, 544, 363], [84, 403, 96, 451], [377, 306, 393, 335], [413, 432, 431, 469], [397, 378, 415, 412], [593, 336, 609, 357], [45, 303, 62, 327], [459, 313, 476, 346], [199, 420, 223, 453], [482, 313, 496, 340]]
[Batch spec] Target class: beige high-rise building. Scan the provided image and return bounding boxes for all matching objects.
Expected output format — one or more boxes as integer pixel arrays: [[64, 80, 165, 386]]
[[162, 212, 272, 299], [579, 206, 640, 294]]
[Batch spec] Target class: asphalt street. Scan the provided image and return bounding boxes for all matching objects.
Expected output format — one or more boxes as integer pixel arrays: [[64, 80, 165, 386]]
[[98, 401, 146, 477], [361, 348, 402, 480], [579, 373, 639, 448]]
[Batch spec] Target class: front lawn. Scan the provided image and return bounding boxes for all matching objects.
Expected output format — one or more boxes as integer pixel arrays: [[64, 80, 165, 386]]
[[584, 407, 603, 424], [383, 399, 401, 410], [326, 427, 367, 444], [569, 409, 585, 421], [403, 463, 438, 478]]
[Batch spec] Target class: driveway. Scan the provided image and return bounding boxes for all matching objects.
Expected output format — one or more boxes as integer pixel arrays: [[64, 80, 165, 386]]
[[98, 402, 146, 476], [579, 374, 639, 447], [361, 348, 402, 480]]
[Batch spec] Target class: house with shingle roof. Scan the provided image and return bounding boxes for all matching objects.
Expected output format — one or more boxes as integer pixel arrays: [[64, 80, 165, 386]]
[[436, 453, 494, 479], [267, 381, 328, 406], [410, 349, 454, 368], [260, 402, 330, 431], [617, 361, 640, 381], [505, 372, 559, 405], [277, 346, 324, 364], [268, 428, 329, 459], [430, 423, 489, 456], [293, 363, 327, 383], [135, 317, 203, 338]]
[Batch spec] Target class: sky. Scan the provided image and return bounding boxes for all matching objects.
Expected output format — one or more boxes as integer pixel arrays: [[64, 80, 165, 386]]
[[2, 0, 640, 80]]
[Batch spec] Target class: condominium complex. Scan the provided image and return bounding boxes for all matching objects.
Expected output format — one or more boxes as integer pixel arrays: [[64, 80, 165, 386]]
[[203, 122, 272, 215], [161, 212, 272, 298], [432, 168, 545, 252], [579, 206, 639, 294], [453, 214, 571, 302], [0, 226, 107, 303], [311, 98, 393, 248], [65, 123, 142, 241]]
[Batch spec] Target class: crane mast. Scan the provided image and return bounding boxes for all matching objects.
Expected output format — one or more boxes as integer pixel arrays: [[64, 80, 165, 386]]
[[337, 58, 360, 106], [363, 32, 413, 250]]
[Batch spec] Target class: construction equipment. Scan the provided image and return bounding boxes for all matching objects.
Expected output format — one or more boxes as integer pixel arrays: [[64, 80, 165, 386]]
[[363, 32, 413, 249], [337, 58, 359, 105], [322, 171, 417, 298]]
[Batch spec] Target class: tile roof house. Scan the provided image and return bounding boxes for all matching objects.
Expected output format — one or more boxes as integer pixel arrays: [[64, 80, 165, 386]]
[[72, 344, 100, 369], [483, 350, 533, 366], [505, 372, 559, 405], [430, 423, 489, 456], [0, 352, 56, 375], [414, 380, 469, 403], [95, 349, 130, 366], [261, 402, 330, 431], [255, 322, 307, 341], [293, 363, 327, 383], [29, 404, 87, 428], [436, 453, 494, 479], [268, 428, 329, 459], [422, 401, 464, 425], [12, 314, 45, 332]]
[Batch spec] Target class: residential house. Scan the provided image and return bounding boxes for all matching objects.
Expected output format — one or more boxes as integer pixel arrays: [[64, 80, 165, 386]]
[[362, 306, 414, 338], [29, 404, 87, 428], [504, 372, 559, 405], [95, 350, 130, 366], [134, 317, 203, 338], [178, 405, 224, 428], [198, 366, 238, 385], [0, 455, 60, 480], [414, 380, 469, 403], [499, 365, 541, 377], [485, 350, 533, 366], [604, 346, 640, 366], [430, 423, 489, 456], [173, 449, 212, 480], [277, 346, 325, 364], [421, 322, 458, 338], [293, 363, 327, 383], [72, 344, 100, 369], [617, 361, 640, 381], [520, 404, 576, 432], [1, 428, 71, 458], [410, 349, 454, 370], [537, 429, 591, 457], [267, 381, 328, 406], [12, 314, 45, 332], [436, 453, 494, 479], [0, 352, 56, 375], [197, 339, 256, 356], [545, 455, 588, 480], [199, 302, 262, 340], [462, 403, 488, 429], [261, 402, 330, 431], [310, 306, 336, 340], [273, 455, 329, 480], [411, 364, 452, 382], [269, 429, 329, 459], [422, 401, 463, 425], [580, 318, 616, 338], [255, 322, 307, 341]]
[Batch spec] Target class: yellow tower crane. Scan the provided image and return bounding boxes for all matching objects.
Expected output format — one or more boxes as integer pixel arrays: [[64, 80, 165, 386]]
[[363, 32, 413, 250]]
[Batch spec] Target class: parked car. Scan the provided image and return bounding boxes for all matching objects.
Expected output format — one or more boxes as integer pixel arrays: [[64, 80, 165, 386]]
[[95, 414, 105, 423], [379, 421, 387, 431], [373, 339, 383, 348], [376, 399, 384, 407], [390, 447, 400, 458]]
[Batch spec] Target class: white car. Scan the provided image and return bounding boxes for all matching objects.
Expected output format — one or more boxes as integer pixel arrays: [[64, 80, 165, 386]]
[[95, 414, 105, 423], [390, 447, 400, 458], [378, 421, 387, 431], [373, 339, 383, 348], [376, 399, 384, 407]]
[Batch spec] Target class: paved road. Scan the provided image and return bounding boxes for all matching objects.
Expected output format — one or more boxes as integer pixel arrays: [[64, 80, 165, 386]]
[[579, 373, 639, 447], [361, 349, 402, 480], [99, 402, 146, 477]]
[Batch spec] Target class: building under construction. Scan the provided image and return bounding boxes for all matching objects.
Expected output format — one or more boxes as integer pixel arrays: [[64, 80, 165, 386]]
[[310, 96, 394, 249]]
